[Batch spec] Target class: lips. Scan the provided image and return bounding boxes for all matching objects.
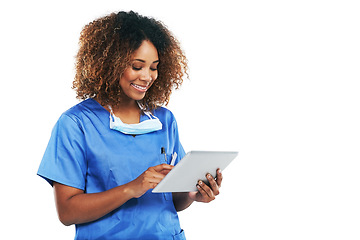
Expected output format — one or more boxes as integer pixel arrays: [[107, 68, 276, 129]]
[[131, 83, 148, 92]]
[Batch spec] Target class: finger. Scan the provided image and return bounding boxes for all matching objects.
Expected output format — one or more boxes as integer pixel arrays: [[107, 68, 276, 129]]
[[215, 168, 223, 187], [159, 168, 172, 175], [198, 180, 215, 202], [206, 173, 220, 196], [152, 163, 174, 172], [196, 184, 210, 202], [143, 169, 167, 182], [142, 174, 165, 190]]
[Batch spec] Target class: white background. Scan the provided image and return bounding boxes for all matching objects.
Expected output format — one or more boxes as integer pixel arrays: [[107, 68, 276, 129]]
[[1, 0, 359, 239]]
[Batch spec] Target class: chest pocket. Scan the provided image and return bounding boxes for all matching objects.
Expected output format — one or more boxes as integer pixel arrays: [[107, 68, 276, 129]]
[[158, 152, 174, 201]]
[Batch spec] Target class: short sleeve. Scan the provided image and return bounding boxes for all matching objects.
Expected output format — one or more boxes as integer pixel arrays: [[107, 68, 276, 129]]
[[171, 119, 186, 166], [37, 114, 87, 190]]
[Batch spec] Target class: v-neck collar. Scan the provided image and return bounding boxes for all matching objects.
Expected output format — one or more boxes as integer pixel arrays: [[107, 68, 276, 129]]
[[87, 98, 148, 124]]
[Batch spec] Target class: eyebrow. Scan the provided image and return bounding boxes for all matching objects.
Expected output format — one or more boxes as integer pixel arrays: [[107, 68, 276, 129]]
[[134, 59, 160, 63]]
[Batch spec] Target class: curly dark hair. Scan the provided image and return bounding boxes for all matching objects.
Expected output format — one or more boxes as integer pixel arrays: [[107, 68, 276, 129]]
[[72, 11, 188, 110]]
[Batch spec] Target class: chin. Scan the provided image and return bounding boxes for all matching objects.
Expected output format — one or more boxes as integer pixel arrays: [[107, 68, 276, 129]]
[[131, 93, 146, 101]]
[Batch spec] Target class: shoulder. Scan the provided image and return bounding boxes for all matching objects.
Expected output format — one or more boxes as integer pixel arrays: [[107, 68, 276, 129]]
[[56, 99, 100, 129], [153, 107, 182, 134], [62, 99, 93, 117], [61, 98, 104, 122], [153, 106, 177, 123]]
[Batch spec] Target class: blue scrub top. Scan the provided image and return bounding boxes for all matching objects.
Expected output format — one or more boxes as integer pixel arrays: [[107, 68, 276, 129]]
[[37, 98, 186, 240]]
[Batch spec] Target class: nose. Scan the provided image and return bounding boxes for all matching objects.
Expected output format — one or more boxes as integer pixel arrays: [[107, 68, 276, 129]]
[[140, 69, 153, 82]]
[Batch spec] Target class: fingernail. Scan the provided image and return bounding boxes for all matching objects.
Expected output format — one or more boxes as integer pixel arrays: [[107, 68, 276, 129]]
[[198, 180, 203, 185]]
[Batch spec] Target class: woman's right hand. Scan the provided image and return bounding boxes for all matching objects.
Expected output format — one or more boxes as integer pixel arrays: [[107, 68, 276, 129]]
[[127, 164, 174, 198], [53, 163, 174, 226]]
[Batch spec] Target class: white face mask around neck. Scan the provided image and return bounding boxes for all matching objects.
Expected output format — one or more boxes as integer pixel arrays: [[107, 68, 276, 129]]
[[108, 103, 162, 135]]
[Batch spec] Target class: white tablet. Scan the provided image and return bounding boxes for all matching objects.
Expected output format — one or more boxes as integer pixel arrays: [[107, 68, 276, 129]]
[[152, 151, 238, 193]]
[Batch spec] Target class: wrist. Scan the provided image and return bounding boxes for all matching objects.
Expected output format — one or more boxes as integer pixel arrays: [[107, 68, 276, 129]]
[[119, 182, 137, 200], [173, 192, 194, 212]]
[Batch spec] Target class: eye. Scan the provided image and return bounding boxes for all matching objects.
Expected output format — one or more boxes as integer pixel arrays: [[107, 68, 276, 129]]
[[150, 63, 159, 71], [132, 65, 142, 71]]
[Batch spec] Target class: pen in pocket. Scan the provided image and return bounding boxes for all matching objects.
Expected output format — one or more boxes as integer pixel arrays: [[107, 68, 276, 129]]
[[161, 147, 167, 162]]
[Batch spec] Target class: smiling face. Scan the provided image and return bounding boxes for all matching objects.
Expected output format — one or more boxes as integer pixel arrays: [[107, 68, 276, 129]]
[[119, 40, 159, 102]]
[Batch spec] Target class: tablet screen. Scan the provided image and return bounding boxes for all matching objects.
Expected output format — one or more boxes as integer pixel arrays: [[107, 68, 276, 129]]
[[152, 151, 238, 193]]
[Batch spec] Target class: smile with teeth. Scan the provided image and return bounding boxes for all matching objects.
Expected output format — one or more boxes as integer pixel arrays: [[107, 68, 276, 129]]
[[131, 83, 148, 92]]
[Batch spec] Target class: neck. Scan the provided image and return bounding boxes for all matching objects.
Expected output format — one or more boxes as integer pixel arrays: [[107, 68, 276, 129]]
[[109, 99, 141, 124], [94, 96, 140, 114], [116, 99, 138, 110]]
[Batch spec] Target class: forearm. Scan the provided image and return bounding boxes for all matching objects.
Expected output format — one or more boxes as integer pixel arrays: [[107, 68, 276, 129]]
[[54, 164, 174, 226], [172, 192, 194, 212], [55, 183, 134, 226]]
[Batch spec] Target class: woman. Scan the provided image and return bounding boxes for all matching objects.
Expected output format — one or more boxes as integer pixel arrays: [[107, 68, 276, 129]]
[[38, 11, 222, 240]]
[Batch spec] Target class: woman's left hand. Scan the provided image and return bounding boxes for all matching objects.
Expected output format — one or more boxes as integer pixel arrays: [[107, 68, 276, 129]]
[[188, 168, 223, 203]]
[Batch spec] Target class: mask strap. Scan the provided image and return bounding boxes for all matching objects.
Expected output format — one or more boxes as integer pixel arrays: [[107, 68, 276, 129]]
[[108, 105, 115, 122], [108, 103, 157, 121], [143, 111, 155, 120], [136, 101, 157, 120]]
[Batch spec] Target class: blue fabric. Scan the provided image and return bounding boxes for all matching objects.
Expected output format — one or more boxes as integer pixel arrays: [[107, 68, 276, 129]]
[[37, 98, 186, 240]]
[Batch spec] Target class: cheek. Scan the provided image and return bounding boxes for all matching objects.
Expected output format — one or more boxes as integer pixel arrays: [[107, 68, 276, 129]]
[[120, 69, 137, 87], [150, 72, 158, 86], [152, 72, 158, 81], [122, 69, 137, 82]]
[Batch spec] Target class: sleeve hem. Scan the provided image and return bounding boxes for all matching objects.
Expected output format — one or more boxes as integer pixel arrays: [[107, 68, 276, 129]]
[[37, 172, 85, 191]]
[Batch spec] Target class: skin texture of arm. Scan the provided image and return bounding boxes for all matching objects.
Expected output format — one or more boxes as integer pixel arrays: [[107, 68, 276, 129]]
[[55, 166, 222, 225], [54, 164, 173, 226]]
